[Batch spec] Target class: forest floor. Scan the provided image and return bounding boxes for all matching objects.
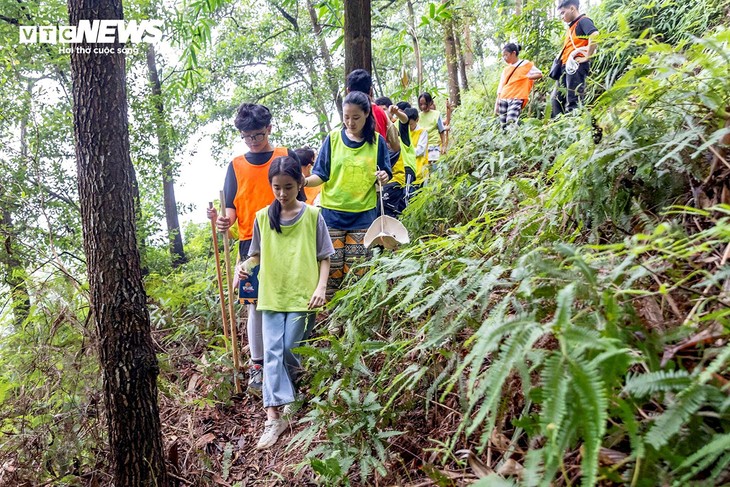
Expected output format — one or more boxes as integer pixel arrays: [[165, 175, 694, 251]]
[[158, 325, 317, 487]]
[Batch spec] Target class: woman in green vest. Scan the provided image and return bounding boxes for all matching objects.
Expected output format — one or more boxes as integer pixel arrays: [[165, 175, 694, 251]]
[[418, 92, 447, 162], [240, 156, 334, 450], [304, 91, 392, 297]]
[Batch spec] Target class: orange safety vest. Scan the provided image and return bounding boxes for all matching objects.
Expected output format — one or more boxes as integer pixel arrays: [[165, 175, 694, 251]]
[[497, 61, 536, 103], [304, 185, 321, 205], [561, 15, 591, 64], [231, 147, 289, 240]]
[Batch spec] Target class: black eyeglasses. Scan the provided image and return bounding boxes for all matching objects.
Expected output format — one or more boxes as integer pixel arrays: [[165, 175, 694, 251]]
[[241, 132, 266, 142]]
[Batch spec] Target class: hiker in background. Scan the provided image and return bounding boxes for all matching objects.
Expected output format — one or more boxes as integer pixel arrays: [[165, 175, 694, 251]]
[[373, 96, 404, 170], [374, 96, 394, 115], [304, 91, 391, 299], [210, 103, 300, 395], [418, 92, 448, 162], [549, 0, 599, 117], [382, 104, 416, 218], [239, 156, 334, 450], [295, 147, 320, 206], [347, 70, 400, 153], [406, 107, 429, 190], [494, 42, 543, 127]]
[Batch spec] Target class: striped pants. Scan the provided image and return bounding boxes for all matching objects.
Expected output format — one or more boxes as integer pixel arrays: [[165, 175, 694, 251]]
[[497, 98, 525, 125], [327, 229, 370, 299]]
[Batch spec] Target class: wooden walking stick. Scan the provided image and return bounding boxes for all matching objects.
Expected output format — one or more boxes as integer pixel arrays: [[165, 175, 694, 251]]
[[208, 202, 230, 345], [219, 191, 243, 394]]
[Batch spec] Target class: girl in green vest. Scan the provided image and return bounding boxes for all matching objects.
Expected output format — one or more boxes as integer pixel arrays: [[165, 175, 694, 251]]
[[382, 103, 416, 217], [418, 92, 448, 162], [304, 91, 391, 298], [239, 156, 334, 450]]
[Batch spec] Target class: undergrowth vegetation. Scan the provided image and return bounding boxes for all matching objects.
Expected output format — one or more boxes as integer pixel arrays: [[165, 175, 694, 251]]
[[2, 1, 729, 485], [293, 28, 730, 485]]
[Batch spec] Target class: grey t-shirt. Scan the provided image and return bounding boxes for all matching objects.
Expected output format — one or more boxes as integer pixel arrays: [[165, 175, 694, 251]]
[[249, 204, 335, 261]]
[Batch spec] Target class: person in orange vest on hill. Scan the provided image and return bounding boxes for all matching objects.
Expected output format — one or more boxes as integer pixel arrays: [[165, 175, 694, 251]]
[[494, 42, 543, 127], [211, 103, 300, 395], [549, 0, 599, 117]]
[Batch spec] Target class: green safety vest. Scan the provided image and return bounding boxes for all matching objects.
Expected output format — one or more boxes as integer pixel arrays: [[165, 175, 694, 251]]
[[419, 110, 442, 147], [320, 130, 379, 213], [256, 205, 320, 312], [391, 125, 417, 187]]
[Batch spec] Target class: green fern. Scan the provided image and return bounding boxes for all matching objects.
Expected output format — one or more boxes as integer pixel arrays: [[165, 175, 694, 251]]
[[623, 369, 692, 397]]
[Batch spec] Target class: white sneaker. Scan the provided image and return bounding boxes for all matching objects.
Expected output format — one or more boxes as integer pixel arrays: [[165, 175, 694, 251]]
[[255, 418, 289, 450]]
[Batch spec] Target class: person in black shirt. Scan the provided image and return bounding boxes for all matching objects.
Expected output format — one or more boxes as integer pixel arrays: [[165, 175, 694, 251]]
[[551, 0, 599, 117]]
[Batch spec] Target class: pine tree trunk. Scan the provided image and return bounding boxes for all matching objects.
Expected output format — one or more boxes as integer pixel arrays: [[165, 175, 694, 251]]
[[67, 0, 169, 484], [463, 17, 474, 72], [1, 208, 30, 327], [307, 0, 343, 120], [344, 0, 372, 76], [443, 17, 461, 106], [406, 0, 423, 90], [147, 44, 186, 268], [454, 23, 469, 92], [1, 81, 32, 327]]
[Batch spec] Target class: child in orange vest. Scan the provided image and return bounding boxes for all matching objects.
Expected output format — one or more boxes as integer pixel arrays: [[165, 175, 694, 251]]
[[494, 42, 543, 126]]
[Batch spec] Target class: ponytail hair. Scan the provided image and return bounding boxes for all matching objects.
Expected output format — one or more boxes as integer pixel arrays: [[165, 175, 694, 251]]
[[343, 91, 376, 145], [267, 156, 306, 233]]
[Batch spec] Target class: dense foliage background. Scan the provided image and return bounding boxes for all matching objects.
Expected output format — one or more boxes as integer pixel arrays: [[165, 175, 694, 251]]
[[1, 0, 729, 484]]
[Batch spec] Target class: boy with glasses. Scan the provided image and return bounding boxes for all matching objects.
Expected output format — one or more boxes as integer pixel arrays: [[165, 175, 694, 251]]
[[210, 103, 300, 394]]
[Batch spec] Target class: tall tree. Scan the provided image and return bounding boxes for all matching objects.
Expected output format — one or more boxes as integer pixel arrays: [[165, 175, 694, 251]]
[[146, 44, 186, 267], [306, 0, 343, 120], [453, 20, 468, 92], [406, 0, 424, 90], [0, 81, 32, 327], [344, 0, 372, 75], [67, 0, 170, 484], [442, 14, 461, 106]]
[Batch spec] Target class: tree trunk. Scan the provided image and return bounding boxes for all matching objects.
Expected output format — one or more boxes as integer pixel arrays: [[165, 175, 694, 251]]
[[68, 0, 169, 485], [147, 45, 186, 268], [443, 17, 461, 106], [454, 22, 469, 92], [463, 17, 474, 72], [1, 80, 32, 327], [306, 0, 343, 121], [406, 0, 423, 90], [516, 0, 522, 15], [1, 208, 30, 328], [344, 0, 372, 76]]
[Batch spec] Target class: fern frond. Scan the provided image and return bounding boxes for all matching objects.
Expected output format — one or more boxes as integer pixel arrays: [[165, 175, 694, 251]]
[[539, 354, 569, 436], [550, 283, 576, 333], [675, 432, 730, 482], [461, 324, 542, 450], [645, 384, 707, 449], [623, 369, 692, 397], [569, 357, 608, 487]]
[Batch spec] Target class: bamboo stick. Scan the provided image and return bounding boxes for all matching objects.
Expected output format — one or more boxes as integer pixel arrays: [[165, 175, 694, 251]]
[[219, 191, 243, 394], [208, 202, 230, 345]]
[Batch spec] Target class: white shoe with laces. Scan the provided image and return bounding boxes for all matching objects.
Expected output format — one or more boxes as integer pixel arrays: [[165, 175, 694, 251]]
[[255, 418, 289, 450]]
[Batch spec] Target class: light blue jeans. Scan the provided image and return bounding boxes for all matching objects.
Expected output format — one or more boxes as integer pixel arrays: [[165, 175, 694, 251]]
[[261, 311, 314, 407]]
